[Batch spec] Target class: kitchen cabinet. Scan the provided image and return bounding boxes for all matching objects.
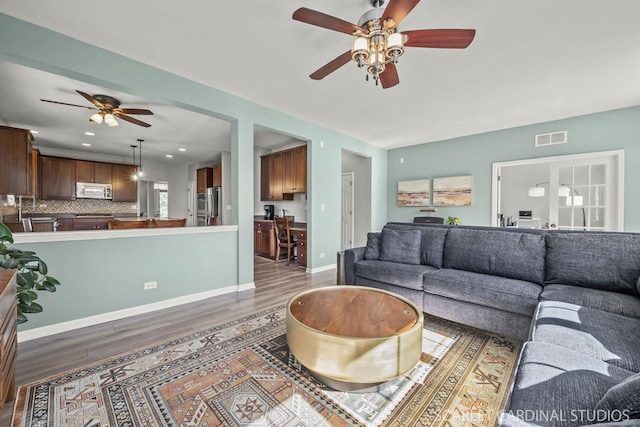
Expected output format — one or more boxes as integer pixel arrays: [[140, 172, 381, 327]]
[[213, 164, 222, 187], [0, 125, 34, 196], [76, 160, 112, 184], [39, 156, 76, 200], [0, 270, 17, 413], [260, 153, 293, 201], [111, 164, 138, 202], [197, 167, 213, 193], [283, 145, 307, 194], [254, 220, 275, 258], [291, 228, 307, 267], [55, 218, 74, 232], [260, 146, 306, 201], [73, 217, 111, 230]]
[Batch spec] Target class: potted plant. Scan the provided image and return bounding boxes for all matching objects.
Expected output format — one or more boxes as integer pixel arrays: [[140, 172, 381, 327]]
[[0, 222, 61, 324], [446, 216, 461, 226]]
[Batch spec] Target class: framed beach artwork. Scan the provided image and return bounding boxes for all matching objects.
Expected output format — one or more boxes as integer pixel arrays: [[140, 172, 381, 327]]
[[433, 175, 473, 206], [397, 179, 431, 206]]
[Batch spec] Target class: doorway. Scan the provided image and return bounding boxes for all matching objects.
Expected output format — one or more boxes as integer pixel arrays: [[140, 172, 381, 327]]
[[492, 150, 624, 231], [341, 150, 372, 248]]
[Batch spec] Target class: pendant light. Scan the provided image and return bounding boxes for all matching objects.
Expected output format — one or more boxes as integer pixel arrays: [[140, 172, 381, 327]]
[[137, 139, 144, 179]]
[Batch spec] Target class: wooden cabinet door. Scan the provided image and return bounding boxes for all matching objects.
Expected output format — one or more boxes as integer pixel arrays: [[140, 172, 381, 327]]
[[0, 125, 33, 195], [269, 153, 285, 200], [75, 160, 94, 182], [111, 164, 138, 202], [212, 164, 222, 187], [93, 162, 112, 184], [40, 156, 76, 200], [283, 146, 307, 194], [196, 167, 213, 193], [73, 218, 110, 230], [260, 156, 271, 201]]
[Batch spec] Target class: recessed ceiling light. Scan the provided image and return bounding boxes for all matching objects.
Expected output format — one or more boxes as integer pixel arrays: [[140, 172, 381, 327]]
[[84, 131, 95, 136], [30, 130, 39, 134], [178, 148, 186, 152], [166, 154, 173, 158], [82, 143, 92, 147]]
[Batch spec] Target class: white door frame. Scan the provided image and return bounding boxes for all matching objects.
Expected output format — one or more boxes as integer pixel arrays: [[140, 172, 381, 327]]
[[491, 150, 625, 230]]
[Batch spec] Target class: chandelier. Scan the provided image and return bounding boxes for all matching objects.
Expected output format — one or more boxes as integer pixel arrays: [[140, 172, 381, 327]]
[[351, 4, 406, 85]]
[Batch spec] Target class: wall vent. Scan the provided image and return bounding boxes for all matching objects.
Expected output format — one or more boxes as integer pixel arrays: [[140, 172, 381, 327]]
[[535, 130, 567, 147]]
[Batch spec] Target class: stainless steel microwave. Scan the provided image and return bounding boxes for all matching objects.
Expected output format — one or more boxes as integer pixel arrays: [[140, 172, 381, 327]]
[[76, 182, 113, 199]]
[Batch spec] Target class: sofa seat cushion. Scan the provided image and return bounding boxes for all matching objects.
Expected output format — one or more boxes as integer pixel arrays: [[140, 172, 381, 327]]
[[506, 341, 635, 427], [545, 232, 640, 296], [541, 284, 640, 319], [354, 260, 435, 290], [443, 228, 546, 284], [423, 269, 542, 316], [532, 301, 640, 372], [595, 372, 640, 421]]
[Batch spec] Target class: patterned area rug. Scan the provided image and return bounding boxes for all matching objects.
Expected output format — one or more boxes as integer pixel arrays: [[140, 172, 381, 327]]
[[13, 305, 521, 426]]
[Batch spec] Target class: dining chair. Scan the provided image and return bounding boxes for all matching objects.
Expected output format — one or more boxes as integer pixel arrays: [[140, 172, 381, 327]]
[[274, 217, 296, 265], [22, 218, 33, 232]]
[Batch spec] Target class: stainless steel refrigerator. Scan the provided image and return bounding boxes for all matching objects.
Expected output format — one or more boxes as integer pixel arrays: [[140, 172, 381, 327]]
[[196, 186, 221, 226]]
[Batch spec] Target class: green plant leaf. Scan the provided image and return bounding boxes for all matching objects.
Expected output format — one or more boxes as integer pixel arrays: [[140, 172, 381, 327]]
[[36, 282, 58, 292], [44, 276, 61, 286], [38, 260, 48, 275], [0, 222, 14, 243], [17, 312, 27, 324], [18, 302, 43, 313], [19, 290, 39, 304], [1, 259, 20, 269]]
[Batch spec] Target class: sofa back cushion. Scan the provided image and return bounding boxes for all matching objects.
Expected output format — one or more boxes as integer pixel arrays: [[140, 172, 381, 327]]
[[546, 232, 640, 295], [384, 223, 449, 268], [364, 232, 382, 260], [443, 228, 547, 284], [379, 228, 422, 265]]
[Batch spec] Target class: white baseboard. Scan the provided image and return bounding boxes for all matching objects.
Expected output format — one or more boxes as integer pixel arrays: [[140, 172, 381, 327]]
[[308, 263, 337, 274], [18, 283, 252, 342]]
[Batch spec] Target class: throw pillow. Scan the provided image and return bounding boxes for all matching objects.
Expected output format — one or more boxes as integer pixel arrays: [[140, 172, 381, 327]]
[[379, 228, 421, 265], [595, 372, 640, 420], [364, 232, 382, 260]]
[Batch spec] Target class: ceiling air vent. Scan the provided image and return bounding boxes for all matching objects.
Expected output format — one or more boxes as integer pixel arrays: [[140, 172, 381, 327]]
[[535, 130, 567, 147]]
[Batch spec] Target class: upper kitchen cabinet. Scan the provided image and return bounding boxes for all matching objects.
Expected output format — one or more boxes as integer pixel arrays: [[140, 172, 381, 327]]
[[283, 145, 307, 194], [76, 160, 112, 184], [196, 167, 213, 193], [260, 145, 306, 201], [111, 164, 138, 202], [40, 156, 76, 200], [213, 164, 222, 187], [0, 125, 35, 196]]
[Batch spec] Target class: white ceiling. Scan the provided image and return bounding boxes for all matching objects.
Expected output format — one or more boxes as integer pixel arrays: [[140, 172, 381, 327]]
[[1, 0, 639, 161]]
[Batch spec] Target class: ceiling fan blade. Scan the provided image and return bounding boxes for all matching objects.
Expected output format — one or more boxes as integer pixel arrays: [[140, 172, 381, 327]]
[[76, 90, 105, 109], [40, 99, 98, 110], [380, 63, 400, 89], [117, 108, 154, 115], [293, 8, 363, 35], [309, 51, 353, 80], [404, 29, 476, 48], [114, 112, 151, 128], [381, 0, 420, 29]]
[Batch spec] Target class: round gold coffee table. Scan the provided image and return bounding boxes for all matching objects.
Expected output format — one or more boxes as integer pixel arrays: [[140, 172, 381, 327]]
[[286, 285, 423, 391]]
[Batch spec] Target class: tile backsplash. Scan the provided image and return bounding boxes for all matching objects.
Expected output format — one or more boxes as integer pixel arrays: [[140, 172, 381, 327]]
[[1, 198, 137, 216]]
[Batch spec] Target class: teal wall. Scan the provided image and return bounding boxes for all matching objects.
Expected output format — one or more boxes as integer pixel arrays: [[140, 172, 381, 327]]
[[0, 13, 388, 331], [15, 231, 238, 329], [388, 106, 640, 231]]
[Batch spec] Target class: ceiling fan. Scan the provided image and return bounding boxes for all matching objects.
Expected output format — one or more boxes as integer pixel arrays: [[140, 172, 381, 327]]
[[292, 0, 476, 89], [40, 90, 153, 127]]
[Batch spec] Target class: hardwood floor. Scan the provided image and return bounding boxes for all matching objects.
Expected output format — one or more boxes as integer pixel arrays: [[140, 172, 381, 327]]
[[0, 257, 337, 425]]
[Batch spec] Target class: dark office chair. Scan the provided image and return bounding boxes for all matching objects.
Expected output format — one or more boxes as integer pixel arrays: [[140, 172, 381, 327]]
[[274, 217, 297, 265], [413, 216, 445, 224]]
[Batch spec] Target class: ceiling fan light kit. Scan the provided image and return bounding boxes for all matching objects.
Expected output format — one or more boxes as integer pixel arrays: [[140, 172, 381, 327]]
[[293, 0, 476, 89]]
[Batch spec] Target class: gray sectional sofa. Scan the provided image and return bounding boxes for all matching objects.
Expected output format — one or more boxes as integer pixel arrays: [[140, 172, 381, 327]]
[[344, 222, 640, 426]]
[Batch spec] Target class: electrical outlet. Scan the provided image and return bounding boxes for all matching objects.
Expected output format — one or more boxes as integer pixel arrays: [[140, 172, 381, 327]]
[[319, 253, 326, 259], [40, 204, 47, 208], [7, 195, 15, 206], [144, 281, 157, 290]]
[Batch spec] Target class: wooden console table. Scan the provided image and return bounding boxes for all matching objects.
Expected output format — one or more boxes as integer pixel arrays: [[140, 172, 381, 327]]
[[0, 270, 17, 411]]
